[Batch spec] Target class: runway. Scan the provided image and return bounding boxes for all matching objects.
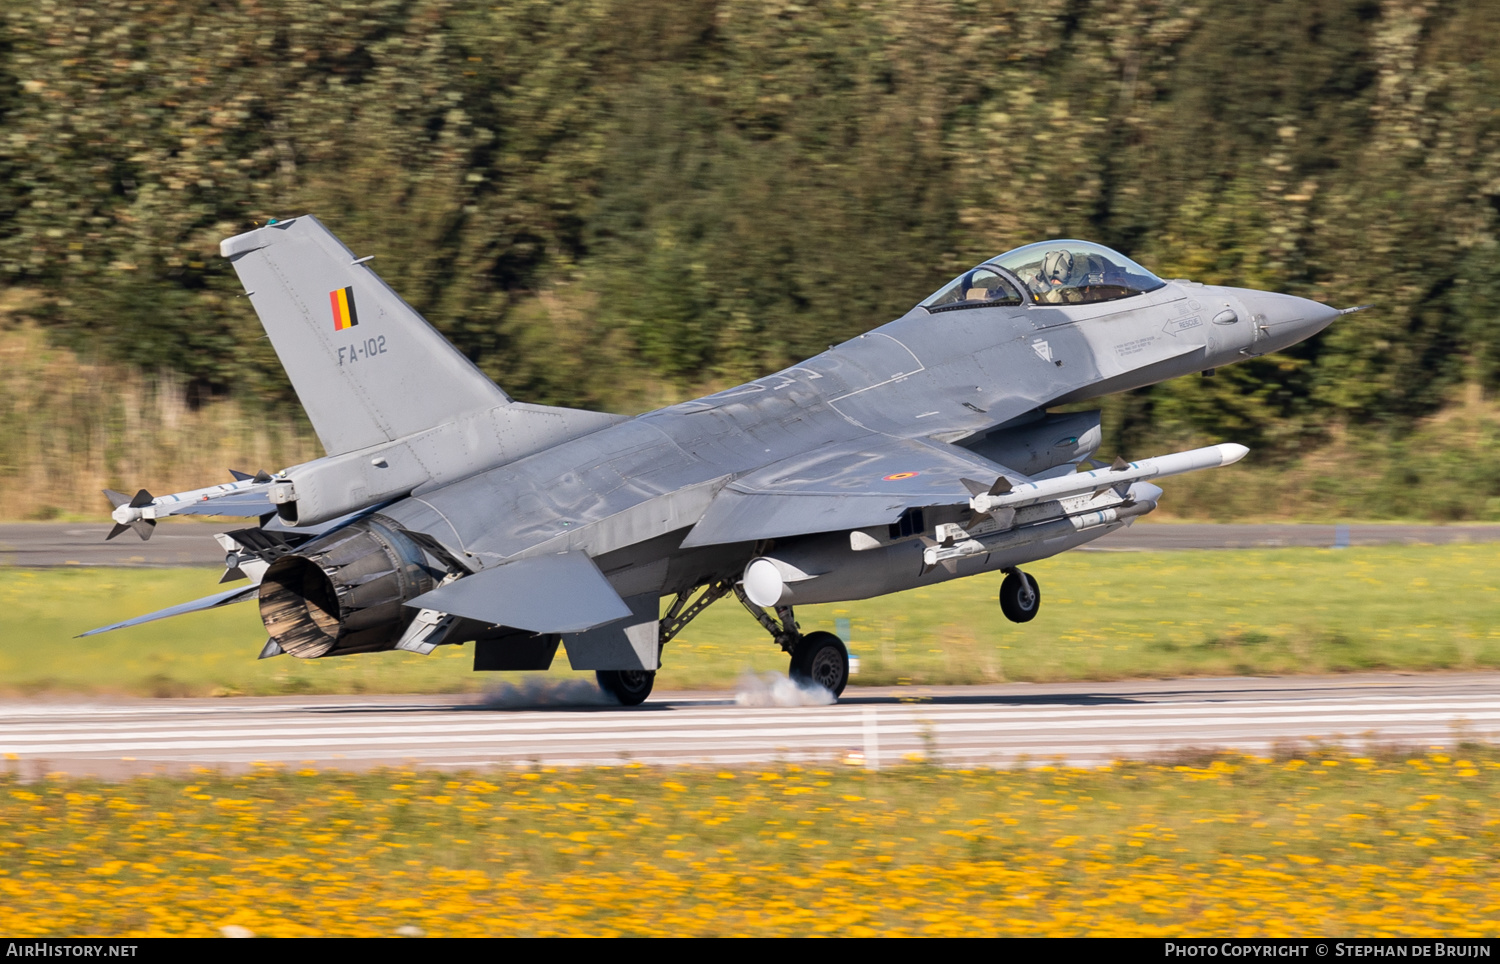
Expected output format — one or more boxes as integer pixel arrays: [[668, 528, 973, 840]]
[[3, 521, 1497, 567], [3, 672, 1495, 779]]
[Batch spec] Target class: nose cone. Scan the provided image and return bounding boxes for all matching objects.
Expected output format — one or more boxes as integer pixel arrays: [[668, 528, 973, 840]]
[[1238, 290, 1340, 353]]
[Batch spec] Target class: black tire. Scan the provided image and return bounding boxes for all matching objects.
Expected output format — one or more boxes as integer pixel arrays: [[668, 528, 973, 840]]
[[999, 571, 1041, 623], [596, 669, 655, 706], [789, 631, 849, 698]]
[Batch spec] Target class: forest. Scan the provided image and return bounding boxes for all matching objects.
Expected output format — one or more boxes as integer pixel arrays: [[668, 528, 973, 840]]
[[2, 0, 1498, 518]]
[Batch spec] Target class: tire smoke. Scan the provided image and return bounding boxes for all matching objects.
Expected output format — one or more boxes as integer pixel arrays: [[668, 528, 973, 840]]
[[734, 671, 835, 707], [475, 676, 620, 709]]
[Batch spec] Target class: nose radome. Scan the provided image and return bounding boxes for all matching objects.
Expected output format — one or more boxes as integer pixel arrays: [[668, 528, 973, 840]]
[[1238, 290, 1340, 349]]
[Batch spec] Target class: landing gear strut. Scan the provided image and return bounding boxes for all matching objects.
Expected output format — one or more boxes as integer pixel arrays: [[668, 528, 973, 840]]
[[633, 576, 853, 702], [999, 568, 1041, 623], [598, 577, 740, 707], [731, 585, 849, 698]]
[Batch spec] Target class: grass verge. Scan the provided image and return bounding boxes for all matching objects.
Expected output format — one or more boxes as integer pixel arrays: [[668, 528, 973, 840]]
[[0, 747, 1496, 936], [6, 543, 1499, 696]]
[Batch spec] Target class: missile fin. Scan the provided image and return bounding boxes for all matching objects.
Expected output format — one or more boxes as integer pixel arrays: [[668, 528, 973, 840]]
[[988, 476, 1013, 496], [103, 489, 132, 509], [960, 478, 990, 497], [258, 638, 284, 660], [229, 469, 254, 482], [130, 519, 156, 541], [128, 489, 155, 509], [105, 522, 131, 541], [1110, 456, 1129, 472]]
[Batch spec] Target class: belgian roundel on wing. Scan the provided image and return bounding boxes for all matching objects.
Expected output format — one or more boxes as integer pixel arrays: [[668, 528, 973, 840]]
[[330, 286, 359, 331]]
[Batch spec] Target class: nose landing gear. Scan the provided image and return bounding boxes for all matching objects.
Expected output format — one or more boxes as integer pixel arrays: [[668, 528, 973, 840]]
[[999, 569, 1041, 623]]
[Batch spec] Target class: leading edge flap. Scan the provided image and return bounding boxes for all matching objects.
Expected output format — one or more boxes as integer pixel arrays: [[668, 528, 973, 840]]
[[679, 436, 1016, 548], [404, 551, 631, 634]]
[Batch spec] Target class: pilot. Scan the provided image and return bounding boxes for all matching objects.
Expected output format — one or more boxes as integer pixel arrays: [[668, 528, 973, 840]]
[[1031, 249, 1079, 304]]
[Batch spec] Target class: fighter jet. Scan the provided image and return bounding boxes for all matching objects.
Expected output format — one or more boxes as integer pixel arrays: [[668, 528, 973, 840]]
[[84, 220, 1346, 704]]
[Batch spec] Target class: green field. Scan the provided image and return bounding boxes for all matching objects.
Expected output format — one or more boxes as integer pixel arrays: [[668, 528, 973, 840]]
[[4, 542, 1497, 697], [2, 749, 1497, 936]]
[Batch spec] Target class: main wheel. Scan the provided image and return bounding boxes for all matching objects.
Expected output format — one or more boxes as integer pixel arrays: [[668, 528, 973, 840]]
[[596, 669, 655, 706], [789, 631, 849, 698], [999, 571, 1041, 623]]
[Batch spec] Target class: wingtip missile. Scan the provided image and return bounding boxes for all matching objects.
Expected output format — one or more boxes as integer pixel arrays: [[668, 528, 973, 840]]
[[103, 489, 157, 540]]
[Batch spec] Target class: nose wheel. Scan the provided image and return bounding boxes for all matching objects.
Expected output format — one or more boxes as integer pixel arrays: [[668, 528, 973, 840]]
[[999, 569, 1040, 623]]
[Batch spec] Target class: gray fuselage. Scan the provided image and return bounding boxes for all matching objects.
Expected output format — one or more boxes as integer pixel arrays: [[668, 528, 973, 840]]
[[377, 280, 1325, 603]]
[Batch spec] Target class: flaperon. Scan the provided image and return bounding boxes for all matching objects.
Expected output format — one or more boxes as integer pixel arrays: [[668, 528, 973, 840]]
[[85, 219, 1345, 704]]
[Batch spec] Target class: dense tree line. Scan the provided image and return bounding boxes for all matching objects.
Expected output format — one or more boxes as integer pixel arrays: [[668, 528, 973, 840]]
[[1, 0, 1497, 458]]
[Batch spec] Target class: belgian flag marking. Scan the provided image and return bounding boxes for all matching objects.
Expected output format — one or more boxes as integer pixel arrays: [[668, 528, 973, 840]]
[[330, 286, 359, 331]]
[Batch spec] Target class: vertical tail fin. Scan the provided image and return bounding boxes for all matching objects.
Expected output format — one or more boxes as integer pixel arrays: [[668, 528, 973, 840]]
[[221, 216, 510, 457]]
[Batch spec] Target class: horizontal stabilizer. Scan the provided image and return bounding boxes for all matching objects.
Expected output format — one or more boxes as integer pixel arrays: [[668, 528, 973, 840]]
[[405, 552, 630, 634], [78, 583, 261, 637]]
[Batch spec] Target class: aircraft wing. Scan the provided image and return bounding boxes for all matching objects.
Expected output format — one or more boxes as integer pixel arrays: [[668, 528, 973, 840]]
[[679, 436, 1015, 547], [78, 582, 261, 637]]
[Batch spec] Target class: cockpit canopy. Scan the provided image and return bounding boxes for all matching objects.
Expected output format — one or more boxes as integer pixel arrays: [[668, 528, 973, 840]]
[[921, 240, 1166, 311]]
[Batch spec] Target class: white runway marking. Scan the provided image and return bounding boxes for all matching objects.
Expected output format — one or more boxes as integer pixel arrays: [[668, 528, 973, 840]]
[[2, 673, 1496, 777]]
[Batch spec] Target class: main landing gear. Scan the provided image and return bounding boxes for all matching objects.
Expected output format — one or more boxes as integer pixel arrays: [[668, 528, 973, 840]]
[[789, 631, 850, 696], [731, 587, 849, 698], [606, 563, 1028, 706], [637, 575, 851, 706], [596, 669, 655, 706], [999, 568, 1041, 623]]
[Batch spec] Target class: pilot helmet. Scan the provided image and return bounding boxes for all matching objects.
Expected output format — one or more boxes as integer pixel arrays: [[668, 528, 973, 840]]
[[1041, 249, 1075, 286]]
